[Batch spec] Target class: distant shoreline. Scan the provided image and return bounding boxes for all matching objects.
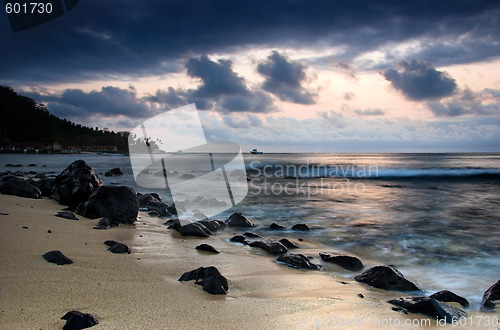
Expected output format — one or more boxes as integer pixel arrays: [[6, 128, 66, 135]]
[[0, 151, 129, 155]]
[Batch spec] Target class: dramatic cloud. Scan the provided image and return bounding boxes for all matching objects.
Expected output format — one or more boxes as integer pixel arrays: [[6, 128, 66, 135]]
[[144, 87, 188, 110], [187, 56, 249, 98], [427, 88, 500, 117], [383, 59, 457, 101], [258, 51, 316, 104], [23, 86, 154, 119], [1, 1, 499, 85], [186, 55, 276, 113], [3, 1, 500, 152], [145, 55, 277, 113]]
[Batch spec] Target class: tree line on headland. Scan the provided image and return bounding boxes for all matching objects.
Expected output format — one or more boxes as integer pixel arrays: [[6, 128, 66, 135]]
[[0, 86, 129, 153]]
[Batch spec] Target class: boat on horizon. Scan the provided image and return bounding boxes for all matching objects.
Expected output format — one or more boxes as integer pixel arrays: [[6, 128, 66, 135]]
[[250, 148, 263, 154]]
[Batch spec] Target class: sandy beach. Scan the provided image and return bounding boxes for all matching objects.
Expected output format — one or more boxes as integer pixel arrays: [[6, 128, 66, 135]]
[[0, 194, 497, 329]]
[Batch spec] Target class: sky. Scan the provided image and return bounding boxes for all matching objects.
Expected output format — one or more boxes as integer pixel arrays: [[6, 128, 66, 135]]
[[1, 0, 500, 152]]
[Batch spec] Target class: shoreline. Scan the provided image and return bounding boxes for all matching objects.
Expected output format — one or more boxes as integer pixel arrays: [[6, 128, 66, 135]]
[[1, 195, 498, 328]]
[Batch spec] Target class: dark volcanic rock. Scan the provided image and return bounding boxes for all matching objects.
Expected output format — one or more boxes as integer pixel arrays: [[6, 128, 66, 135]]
[[388, 296, 467, 323], [249, 240, 288, 255], [178, 266, 228, 295], [104, 240, 118, 247], [354, 265, 420, 291], [292, 223, 310, 231], [109, 243, 131, 254], [227, 212, 254, 228], [137, 193, 173, 217], [178, 222, 212, 237], [279, 238, 299, 249], [230, 235, 249, 244], [243, 232, 261, 238], [104, 240, 131, 254], [52, 160, 102, 208], [0, 177, 41, 199], [27, 177, 54, 197], [319, 252, 364, 271], [196, 244, 220, 253], [166, 204, 178, 215], [430, 290, 469, 308], [276, 253, 321, 270], [164, 219, 181, 230], [198, 220, 226, 233], [0, 174, 17, 183], [93, 217, 111, 230], [78, 186, 139, 225], [147, 202, 172, 217], [55, 211, 79, 220], [61, 310, 98, 329], [269, 223, 285, 230], [5, 163, 22, 167], [43, 250, 73, 265], [104, 167, 123, 177], [482, 280, 500, 309], [137, 192, 161, 206]]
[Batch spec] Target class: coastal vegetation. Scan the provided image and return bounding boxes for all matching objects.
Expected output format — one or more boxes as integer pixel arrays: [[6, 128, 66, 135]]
[[0, 86, 129, 153]]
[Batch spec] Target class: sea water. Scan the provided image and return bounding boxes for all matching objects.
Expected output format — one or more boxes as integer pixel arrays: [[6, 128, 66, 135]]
[[2, 152, 499, 308]]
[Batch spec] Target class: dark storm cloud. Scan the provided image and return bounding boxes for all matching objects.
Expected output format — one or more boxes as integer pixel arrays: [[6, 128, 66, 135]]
[[23, 86, 154, 119], [383, 59, 457, 101], [145, 88, 189, 110], [186, 56, 249, 98], [258, 51, 316, 104], [216, 91, 275, 113], [1, 1, 499, 84], [145, 55, 276, 113]]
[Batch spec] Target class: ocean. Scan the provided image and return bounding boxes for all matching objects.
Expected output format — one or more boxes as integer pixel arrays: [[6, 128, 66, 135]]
[[2, 152, 499, 308]]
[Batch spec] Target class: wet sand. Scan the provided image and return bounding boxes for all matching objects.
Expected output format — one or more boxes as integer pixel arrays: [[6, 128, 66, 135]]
[[0, 194, 496, 329]]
